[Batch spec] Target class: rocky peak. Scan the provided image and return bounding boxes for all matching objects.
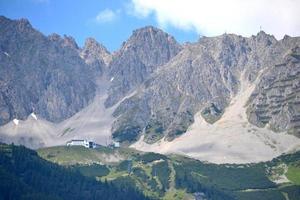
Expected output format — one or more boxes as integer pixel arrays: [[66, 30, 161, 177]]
[[198, 33, 245, 49], [81, 37, 112, 66], [0, 15, 8, 22], [0, 16, 32, 30], [48, 33, 61, 41], [118, 26, 182, 66], [0, 16, 34, 35], [84, 37, 106, 50], [16, 18, 32, 29], [256, 30, 272, 38], [253, 31, 277, 46], [62, 35, 78, 49], [0, 16, 96, 125], [48, 34, 78, 49], [106, 26, 182, 107]]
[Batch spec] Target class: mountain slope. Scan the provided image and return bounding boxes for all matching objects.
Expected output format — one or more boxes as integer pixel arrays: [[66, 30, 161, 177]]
[[106, 26, 182, 107], [112, 32, 300, 144], [80, 37, 112, 75], [0, 16, 99, 125], [247, 45, 300, 136], [131, 71, 300, 163]]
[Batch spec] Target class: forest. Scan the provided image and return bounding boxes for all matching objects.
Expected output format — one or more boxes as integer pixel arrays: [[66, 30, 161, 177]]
[[0, 143, 150, 200]]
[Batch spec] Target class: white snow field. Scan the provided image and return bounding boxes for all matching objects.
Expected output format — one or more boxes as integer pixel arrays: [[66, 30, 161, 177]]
[[131, 73, 300, 164]]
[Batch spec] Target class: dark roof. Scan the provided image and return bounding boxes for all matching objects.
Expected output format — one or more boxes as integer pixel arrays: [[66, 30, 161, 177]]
[[68, 139, 85, 142]]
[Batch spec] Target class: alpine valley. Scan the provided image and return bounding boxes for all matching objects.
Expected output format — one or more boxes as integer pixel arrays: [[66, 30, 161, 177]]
[[1, 15, 300, 200]]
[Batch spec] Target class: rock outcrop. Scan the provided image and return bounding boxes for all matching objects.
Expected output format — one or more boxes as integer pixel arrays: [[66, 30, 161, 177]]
[[111, 33, 300, 143], [80, 37, 112, 76], [0, 16, 98, 125], [105, 26, 182, 107], [1, 16, 300, 149], [247, 45, 300, 136]]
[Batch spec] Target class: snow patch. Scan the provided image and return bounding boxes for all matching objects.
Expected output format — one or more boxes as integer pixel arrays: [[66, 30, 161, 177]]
[[3, 52, 10, 57], [31, 113, 38, 120], [13, 119, 19, 125], [110, 77, 114, 82]]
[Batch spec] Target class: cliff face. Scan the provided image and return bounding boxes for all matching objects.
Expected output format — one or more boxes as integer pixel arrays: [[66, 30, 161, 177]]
[[0, 16, 101, 125], [247, 45, 300, 136], [80, 37, 112, 76], [105, 26, 182, 107], [111, 32, 300, 143], [1, 16, 300, 150]]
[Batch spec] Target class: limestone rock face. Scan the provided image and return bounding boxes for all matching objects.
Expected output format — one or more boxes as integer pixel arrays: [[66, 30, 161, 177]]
[[80, 37, 112, 76], [0, 16, 97, 125], [247, 45, 300, 136], [105, 26, 182, 107], [1, 15, 300, 147], [111, 33, 300, 143]]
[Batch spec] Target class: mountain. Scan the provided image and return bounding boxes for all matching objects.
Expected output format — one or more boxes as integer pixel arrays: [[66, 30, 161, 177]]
[[112, 32, 300, 144], [0, 16, 99, 125], [247, 45, 300, 136], [80, 37, 112, 75], [0, 16, 300, 164], [105, 26, 182, 107]]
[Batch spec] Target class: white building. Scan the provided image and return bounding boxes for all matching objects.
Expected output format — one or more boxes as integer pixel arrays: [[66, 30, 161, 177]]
[[113, 141, 120, 148], [66, 139, 96, 148], [108, 141, 120, 148]]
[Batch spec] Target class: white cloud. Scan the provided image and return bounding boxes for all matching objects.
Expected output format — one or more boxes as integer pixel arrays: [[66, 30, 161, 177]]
[[130, 0, 300, 39], [95, 9, 119, 23]]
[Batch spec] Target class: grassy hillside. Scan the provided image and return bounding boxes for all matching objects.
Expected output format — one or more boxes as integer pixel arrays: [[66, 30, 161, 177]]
[[287, 165, 300, 185], [37, 145, 140, 165], [38, 145, 300, 200]]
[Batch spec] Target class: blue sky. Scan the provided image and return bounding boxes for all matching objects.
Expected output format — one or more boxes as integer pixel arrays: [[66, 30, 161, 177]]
[[0, 0, 199, 52]]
